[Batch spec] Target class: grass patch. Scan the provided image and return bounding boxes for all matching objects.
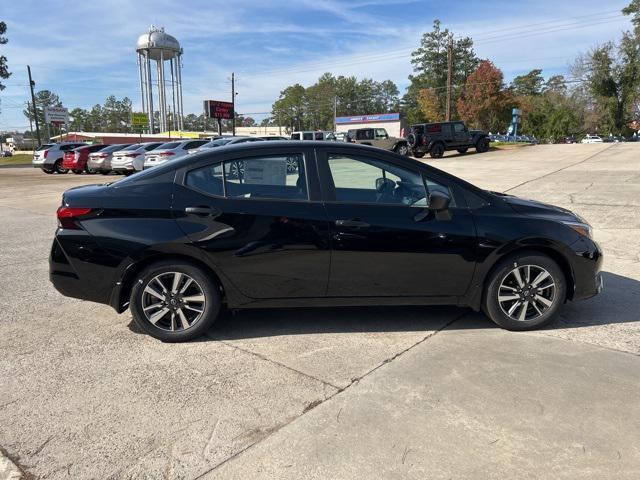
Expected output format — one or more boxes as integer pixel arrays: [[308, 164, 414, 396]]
[[0, 154, 32, 165]]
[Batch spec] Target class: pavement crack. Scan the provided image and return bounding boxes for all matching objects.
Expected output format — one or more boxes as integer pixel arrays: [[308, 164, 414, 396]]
[[504, 144, 617, 193], [195, 311, 467, 478]]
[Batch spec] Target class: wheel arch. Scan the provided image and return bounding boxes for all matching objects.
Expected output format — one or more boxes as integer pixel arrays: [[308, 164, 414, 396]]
[[468, 243, 576, 311], [110, 252, 231, 313]]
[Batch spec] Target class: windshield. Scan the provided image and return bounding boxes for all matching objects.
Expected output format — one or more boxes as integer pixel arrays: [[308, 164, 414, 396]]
[[157, 142, 180, 149], [121, 143, 142, 151], [37, 144, 54, 151]]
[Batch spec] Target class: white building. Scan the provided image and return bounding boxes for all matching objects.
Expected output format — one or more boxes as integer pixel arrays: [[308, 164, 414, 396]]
[[334, 113, 405, 138]]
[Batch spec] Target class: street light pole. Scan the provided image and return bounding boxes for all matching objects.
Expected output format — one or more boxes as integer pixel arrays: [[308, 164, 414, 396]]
[[231, 72, 236, 136]]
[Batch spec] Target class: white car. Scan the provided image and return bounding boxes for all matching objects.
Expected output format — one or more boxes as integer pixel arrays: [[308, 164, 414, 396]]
[[187, 136, 263, 154], [32, 142, 88, 174], [87, 144, 129, 174], [581, 134, 603, 144], [111, 142, 165, 174], [143, 139, 209, 169]]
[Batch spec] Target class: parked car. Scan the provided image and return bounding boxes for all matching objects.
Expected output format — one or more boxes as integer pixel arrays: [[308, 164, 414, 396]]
[[581, 134, 603, 144], [143, 140, 210, 169], [333, 132, 350, 142], [32, 142, 88, 174], [2, 150, 13, 157], [408, 121, 490, 158], [187, 136, 263, 154], [50, 141, 602, 342], [290, 131, 334, 141], [346, 128, 410, 155], [87, 144, 129, 174], [111, 142, 165, 174], [62, 144, 109, 174]]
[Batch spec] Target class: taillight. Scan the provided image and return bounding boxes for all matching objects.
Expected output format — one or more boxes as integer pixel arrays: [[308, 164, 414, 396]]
[[57, 206, 92, 229], [98, 153, 108, 158], [160, 151, 175, 156], [44, 150, 49, 158], [123, 153, 139, 157], [421, 136, 427, 145]]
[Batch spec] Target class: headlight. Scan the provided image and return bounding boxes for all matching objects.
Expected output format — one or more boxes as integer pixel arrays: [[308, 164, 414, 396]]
[[562, 221, 593, 238]]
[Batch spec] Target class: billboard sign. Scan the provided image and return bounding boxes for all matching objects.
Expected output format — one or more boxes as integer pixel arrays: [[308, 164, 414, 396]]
[[131, 112, 149, 126], [44, 106, 69, 125], [335, 112, 400, 125], [204, 100, 234, 119]]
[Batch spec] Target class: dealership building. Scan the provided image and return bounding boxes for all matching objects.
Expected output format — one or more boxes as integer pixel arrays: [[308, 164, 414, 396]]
[[334, 113, 406, 138]]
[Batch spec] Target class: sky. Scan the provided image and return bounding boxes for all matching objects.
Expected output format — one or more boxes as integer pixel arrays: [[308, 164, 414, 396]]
[[0, 0, 635, 131]]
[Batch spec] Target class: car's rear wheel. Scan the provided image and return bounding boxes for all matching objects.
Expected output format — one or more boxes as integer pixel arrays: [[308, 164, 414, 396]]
[[483, 252, 566, 331], [43, 169, 54, 174], [412, 152, 425, 158], [429, 143, 445, 158], [476, 138, 490, 153], [457, 147, 468, 154], [85, 164, 96, 174], [130, 261, 221, 342], [54, 160, 68, 174], [394, 143, 409, 156], [73, 169, 83, 174]]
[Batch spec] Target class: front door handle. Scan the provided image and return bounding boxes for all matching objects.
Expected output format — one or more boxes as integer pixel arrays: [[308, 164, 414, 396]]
[[335, 219, 370, 228], [185, 206, 219, 216]]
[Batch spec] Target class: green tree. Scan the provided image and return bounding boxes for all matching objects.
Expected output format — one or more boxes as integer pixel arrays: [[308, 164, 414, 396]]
[[23, 90, 62, 130], [511, 69, 544, 96], [403, 20, 480, 123], [623, 0, 640, 37], [273, 84, 308, 131], [543, 75, 567, 94], [0, 21, 10, 90], [69, 107, 88, 131]]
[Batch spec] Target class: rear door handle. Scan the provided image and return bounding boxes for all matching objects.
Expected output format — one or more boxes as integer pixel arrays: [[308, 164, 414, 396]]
[[185, 206, 219, 216], [335, 219, 370, 228]]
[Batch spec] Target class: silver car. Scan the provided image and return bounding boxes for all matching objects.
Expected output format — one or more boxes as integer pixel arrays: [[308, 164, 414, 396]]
[[87, 144, 129, 174], [143, 139, 209, 169], [187, 136, 264, 154], [32, 142, 87, 174], [111, 142, 165, 174]]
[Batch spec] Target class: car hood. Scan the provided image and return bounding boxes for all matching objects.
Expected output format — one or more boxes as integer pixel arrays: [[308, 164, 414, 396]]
[[491, 191, 580, 222]]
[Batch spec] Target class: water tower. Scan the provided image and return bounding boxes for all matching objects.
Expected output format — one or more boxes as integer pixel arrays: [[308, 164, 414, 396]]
[[136, 26, 184, 132]]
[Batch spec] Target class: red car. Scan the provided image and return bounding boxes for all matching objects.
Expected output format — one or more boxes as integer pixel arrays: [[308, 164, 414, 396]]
[[62, 144, 108, 174]]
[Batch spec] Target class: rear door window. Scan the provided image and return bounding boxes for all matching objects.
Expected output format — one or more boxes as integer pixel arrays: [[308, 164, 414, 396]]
[[302, 132, 313, 140], [184, 140, 208, 149], [224, 154, 307, 201]]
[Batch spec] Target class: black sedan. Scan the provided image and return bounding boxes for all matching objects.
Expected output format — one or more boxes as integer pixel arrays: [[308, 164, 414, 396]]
[[50, 141, 602, 342]]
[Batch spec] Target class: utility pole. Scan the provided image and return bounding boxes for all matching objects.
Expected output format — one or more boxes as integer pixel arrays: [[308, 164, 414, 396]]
[[333, 96, 337, 132], [231, 72, 236, 136], [27, 66, 41, 147], [26, 102, 34, 151], [446, 37, 453, 122]]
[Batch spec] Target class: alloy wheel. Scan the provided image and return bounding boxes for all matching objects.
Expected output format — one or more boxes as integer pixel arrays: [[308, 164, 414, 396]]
[[141, 272, 206, 332], [497, 264, 556, 322]]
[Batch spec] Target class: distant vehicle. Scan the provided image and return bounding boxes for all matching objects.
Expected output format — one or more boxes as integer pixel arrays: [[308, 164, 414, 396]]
[[32, 142, 88, 174], [87, 144, 129, 174], [559, 135, 577, 144], [63, 144, 109, 174], [257, 136, 288, 141], [581, 135, 603, 144], [144, 139, 210, 169], [347, 128, 410, 156], [111, 142, 165, 174], [333, 132, 350, 142], [290, 131, 333, 141], [2, 150, 13, 157], [187, 136, 263, 154], [408, 121, 490, 158]]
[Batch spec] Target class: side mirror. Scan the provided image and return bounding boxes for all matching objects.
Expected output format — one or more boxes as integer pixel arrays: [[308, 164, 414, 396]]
[[428, 190, 450, 211]]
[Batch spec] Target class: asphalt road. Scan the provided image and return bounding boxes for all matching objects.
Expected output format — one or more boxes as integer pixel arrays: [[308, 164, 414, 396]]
[[0, 144, 638, 479]]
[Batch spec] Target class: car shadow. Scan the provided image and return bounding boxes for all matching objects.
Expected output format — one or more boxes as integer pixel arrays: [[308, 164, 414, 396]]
[[127, 271, 639, 341]]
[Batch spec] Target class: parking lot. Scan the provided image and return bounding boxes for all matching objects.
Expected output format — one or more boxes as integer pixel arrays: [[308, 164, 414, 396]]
[[1, 143, 639, 479]]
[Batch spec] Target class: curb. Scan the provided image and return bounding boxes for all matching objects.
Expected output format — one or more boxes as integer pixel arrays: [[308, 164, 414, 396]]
[[0, 164, 33, 169]]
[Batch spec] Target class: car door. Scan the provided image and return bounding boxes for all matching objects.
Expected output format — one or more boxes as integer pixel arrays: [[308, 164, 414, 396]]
[[172, 145, 331, 299], [317, 147, 477, 298], [452, 122, 469, 147]]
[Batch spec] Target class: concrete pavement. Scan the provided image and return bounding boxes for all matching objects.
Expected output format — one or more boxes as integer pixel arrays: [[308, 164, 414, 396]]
[[0, 144, 638, 479]]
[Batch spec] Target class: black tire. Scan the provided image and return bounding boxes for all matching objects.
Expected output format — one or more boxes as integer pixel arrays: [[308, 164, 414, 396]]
[[43, 169, 54, 175], [394, 143, 409, 156], [429, 143, 445, 158], [412, 151, 425, 158], [73, 169, 83, 174], [54, 160, 68, 174], [483, 252, 566, 331], [457, 147, 468, 154], [407, 133, 418, 148], [130, 260, 221, 342], [85, 164, 96, 174], [101, 171, 111, 175], [476, 138, 490, 153]]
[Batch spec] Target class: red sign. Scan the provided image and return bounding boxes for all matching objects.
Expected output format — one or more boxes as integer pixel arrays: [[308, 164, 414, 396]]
[[204, 100, 234, 120]]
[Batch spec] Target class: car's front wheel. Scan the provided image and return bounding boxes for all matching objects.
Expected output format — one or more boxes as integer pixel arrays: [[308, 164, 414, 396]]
[[54, 160, 68, 174], [130, 261, 221, 342], [476, 138, 490, 153], [483, 252, 566, 331], [429, 143, 445, 158]]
